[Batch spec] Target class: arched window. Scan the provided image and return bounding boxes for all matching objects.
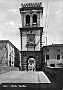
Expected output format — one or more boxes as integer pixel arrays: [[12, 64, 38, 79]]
[[26, 15, 30, 26], [33, 14, 37, 25]]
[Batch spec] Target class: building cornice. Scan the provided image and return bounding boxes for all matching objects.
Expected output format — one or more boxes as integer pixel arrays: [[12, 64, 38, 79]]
[[19, 27, 43, 32]]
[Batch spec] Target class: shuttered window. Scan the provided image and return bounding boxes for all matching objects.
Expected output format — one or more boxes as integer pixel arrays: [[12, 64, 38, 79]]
[[46, 55, 49, 60], [57, 55, 60, 60]]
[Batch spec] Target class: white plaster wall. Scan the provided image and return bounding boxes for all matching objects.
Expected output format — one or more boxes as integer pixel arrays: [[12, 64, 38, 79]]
[[22, 36, 27, 51], [35, 36, 40, 51], [22, 30, 41, 51], [47, 59, 63, 68]]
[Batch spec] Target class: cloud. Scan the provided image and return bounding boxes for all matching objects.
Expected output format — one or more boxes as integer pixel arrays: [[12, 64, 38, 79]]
[[9, 21, 15, 26], [4, 21, 15, 26], [0, 0, 5, 3], [4, 21, 20, 26], [51, 10, 63, 18], [9, 9, 17, 13]]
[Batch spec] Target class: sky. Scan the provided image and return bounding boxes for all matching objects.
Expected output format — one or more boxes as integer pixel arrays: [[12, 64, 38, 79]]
[[0, 0, 63, 50]]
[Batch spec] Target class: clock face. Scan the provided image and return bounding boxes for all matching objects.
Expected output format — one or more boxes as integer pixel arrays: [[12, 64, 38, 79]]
[[28, 35, 35, 43], [29, 35, 34, 42]]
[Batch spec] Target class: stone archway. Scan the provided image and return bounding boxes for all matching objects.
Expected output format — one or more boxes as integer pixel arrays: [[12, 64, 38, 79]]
[[27, 56, 36, 71]]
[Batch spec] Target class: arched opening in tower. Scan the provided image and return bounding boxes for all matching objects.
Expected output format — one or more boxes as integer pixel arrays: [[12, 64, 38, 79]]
[[26, 15, 30, 26], [33, 14, 37, 25], [27, 56, 36, 71]]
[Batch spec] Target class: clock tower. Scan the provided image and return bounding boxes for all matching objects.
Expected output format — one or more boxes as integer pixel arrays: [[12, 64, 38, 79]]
[[19, 2, 43, 71]]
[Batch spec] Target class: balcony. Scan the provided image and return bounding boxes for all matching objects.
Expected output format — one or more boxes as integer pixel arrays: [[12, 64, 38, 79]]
[[26, 42, 36, 47]]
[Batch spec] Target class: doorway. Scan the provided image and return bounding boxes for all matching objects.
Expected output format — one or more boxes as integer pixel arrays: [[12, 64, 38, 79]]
[[27, 56, 36, 71]]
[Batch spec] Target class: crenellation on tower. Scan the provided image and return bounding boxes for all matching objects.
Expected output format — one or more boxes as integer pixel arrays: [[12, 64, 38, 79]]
[[21, 2, 42, 8]]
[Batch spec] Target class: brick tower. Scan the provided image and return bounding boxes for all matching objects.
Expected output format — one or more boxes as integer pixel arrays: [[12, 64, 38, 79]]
[[19, 2, 43, 71]]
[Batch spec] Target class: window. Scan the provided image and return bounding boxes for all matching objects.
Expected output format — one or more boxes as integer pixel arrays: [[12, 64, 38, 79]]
[[47, 49, 49, 52], [62, 55, 63, 59], [6, 62, 8, 65], [50, 64, 55, 67], [57, 49, 60, 52], [6, 53, 8, 58], [33, 14, 37, 25], [46, 55, 49, 60], [26, 15, 30, 26], [12, 61, 13, 64], [57, 55, 60, 60]]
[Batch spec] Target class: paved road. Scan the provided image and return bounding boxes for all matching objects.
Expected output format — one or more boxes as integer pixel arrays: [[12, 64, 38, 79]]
[[0, 71, 51, 84]]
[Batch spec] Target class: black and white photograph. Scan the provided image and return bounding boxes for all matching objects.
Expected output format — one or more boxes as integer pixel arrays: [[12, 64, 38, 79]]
[[0, 0, 63, 90]]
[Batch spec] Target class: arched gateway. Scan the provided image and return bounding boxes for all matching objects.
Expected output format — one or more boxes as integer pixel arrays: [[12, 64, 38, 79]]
[[27, 56, 36, 71]]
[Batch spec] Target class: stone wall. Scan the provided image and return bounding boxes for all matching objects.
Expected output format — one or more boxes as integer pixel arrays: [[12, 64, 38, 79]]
[[0, 42, 8, 66], [21, 51, 42, 71]]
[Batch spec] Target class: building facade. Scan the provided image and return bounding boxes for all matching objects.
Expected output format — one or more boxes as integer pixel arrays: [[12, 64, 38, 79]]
[[19, 2, 43, 71], [0, 40, 20, 68], [43, 44, 63, 68]]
